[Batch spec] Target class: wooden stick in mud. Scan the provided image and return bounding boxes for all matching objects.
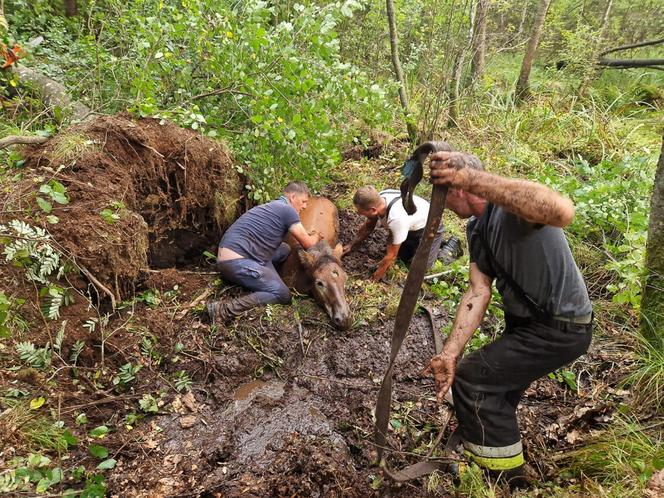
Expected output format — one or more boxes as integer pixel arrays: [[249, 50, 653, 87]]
[[175, 287, 214, 320]]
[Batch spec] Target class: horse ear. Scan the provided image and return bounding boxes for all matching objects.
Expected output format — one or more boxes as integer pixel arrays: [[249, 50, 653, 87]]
[[298, 248, 316, 270], [332, 243, 343, 260]]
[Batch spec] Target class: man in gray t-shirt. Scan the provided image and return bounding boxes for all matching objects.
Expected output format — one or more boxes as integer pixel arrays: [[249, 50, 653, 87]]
[[207, 182, 321, 324], [422, 151, 592, 488]]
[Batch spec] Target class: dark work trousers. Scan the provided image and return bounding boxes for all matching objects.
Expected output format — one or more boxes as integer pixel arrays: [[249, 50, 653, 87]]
[[397, 226, 445, 269], [217, 243, 292, 305], [452, 313, 592, 471]]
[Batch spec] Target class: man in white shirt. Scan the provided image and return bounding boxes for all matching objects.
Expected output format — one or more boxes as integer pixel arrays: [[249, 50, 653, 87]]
[[343, 186, 444, 281]]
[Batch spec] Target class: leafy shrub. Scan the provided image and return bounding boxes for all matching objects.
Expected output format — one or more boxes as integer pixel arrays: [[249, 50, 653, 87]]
[[15, 0, 391, 202]]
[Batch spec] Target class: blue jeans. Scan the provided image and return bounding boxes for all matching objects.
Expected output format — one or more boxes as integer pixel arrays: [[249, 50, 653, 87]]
[[217, 243, 292, 305]]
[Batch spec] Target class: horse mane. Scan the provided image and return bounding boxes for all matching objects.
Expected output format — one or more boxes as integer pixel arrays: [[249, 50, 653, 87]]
[[306, 240, 342, 268]]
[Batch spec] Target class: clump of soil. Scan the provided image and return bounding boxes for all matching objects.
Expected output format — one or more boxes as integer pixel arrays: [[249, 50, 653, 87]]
[[1, 114, 242, 299]]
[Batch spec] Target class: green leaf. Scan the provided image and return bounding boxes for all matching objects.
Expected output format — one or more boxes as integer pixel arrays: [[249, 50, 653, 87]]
[[89, 425, 109, 438], [63, 429, 78, 446], [76, 413, 88, 426], [653, 455, 664, 470], [51, 192, 69, 205], [49, 180, 67, 194], [36, 477, 52, 493], [389, 419, 401, 429], [30, 397, 46, 410], [36, 197, 52, 213], [88, 444, 109, 459], [46, 215, 59, 224], [96, 458, 117, 470]]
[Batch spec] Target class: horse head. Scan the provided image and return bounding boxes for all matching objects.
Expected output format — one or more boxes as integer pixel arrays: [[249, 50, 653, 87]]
[[298, 241, 352, 330]]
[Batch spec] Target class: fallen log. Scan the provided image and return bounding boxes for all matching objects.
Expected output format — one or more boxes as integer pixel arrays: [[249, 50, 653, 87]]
[[0, 134, 48, 149]]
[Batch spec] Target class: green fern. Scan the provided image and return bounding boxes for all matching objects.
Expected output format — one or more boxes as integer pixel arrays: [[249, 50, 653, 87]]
[[54, 321, 66, 354], [69, 340, 85, 365], [0, 470, 20, 493], [15, 342, 52, 369], [0, 221, 63, 285]]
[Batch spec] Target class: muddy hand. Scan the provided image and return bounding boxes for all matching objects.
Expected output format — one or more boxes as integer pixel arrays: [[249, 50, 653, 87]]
[[423, 352, 457, 403], [430, 151, 482, 188]]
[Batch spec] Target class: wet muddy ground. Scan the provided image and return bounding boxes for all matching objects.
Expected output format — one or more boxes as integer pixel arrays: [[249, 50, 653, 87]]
[[1, 201, 630, 497]]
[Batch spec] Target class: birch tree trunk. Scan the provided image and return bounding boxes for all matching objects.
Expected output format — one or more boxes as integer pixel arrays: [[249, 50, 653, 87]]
[[641, 136, 664, 348], [470, 0, 489, 82], [579, 0, 614, 94], [386, 0, 417, 142], [516, 1, 530, 40], [515, 0, 552, 101]]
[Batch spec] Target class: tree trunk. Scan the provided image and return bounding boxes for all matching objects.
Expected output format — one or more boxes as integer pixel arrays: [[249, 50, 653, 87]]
[[448, 50, 465, 127], [515, 0, 552, 102], [385, 0, 417, 142], [63, 0, 78, 17], [579, 0, 614, 94], [12, 65, 91, 121], [470, 0, 488, 82], [641, 136, 664, 348], [516, 0, 530, 40]]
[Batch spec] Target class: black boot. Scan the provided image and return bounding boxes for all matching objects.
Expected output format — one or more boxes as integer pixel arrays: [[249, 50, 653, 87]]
[[207, 295, 262, 325], [439, 236, 463, 264]]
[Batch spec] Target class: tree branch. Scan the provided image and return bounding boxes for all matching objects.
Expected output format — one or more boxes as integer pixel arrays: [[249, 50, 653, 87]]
[[191, 88, 254, 100], [0, 134, 48, 149], [598, 58, 664, 68], [599, 37, 664, 57]]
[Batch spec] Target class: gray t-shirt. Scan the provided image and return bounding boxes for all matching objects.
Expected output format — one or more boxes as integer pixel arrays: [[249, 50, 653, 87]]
[[467, 203, 591, 319], [220, 197, 300, 265]]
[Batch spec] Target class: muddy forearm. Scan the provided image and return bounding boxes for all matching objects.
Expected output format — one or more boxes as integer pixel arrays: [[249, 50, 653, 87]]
[[465, 168, 575, 227], [349, 220, 376, 249], [373, 244, 399, 280], [443, 265, 492, 357], [375, 254, 397, 275]]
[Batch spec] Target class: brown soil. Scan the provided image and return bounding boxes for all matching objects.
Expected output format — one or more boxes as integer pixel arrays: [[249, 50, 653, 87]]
[[0, 130, 631, 498], [1, 114, 242, 301]]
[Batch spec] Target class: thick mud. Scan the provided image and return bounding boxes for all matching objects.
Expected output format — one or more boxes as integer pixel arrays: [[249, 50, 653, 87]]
[[1, 124, 629, 496]]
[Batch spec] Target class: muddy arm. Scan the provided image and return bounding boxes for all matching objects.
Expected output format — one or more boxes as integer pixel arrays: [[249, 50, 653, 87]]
[[372, 243, 400, 281], [430, 151, 575, 227], [343, 218, 378, 255], [425, 262, 493, 401]]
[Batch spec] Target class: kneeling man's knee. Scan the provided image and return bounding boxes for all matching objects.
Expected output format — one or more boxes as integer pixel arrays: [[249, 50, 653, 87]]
[[274, 286, 292, 304]]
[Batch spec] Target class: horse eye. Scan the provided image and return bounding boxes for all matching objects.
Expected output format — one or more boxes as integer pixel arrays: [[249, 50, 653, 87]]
[[332, 270, 339, 278]]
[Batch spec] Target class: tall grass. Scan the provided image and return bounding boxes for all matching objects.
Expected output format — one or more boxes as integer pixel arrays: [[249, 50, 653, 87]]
[[624, 332, 664, 412], [561, 416, 663, 497]]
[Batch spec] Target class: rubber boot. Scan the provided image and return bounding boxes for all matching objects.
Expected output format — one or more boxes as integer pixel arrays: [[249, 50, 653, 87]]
[[207, 295, 262, 325], [439, 236, 463, 264]]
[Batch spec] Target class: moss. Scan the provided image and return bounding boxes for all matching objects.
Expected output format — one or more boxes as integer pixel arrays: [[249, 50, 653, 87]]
[[48, 132, 94, 165]]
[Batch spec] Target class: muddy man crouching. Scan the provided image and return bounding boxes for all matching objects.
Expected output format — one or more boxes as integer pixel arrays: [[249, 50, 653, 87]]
[[207, 181, 322, 324], [423, 150, 592, 488], [343, 186, 451, 281]]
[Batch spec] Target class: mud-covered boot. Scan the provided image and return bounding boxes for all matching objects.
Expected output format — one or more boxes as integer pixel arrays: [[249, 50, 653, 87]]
[[439, 236, 463, 264], [207, 295, 262, 325]]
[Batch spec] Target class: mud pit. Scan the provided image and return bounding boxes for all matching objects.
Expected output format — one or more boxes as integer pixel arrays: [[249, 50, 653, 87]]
[[91, 212, 620, 497], [1, 123, 629, 497]]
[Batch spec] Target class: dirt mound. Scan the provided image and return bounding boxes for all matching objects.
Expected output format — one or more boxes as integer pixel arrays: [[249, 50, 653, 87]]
[[2, 114, 242, 300]]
